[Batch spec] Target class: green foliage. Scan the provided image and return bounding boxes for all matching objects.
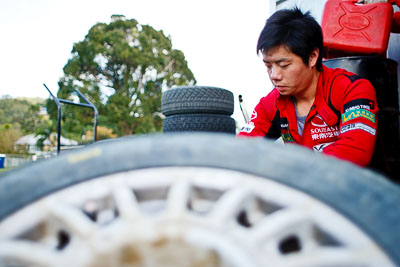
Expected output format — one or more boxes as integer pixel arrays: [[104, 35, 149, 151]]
[[84, 126, 117, 142], [0, 96, 42, 135], [34, 119, 56, 147], [0, 96, 50, 153], [0, 124, 23, 153], [54, 15, 196, 137]]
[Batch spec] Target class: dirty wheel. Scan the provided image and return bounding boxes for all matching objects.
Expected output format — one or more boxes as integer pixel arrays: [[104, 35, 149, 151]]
[[0, 133, 399, 267]]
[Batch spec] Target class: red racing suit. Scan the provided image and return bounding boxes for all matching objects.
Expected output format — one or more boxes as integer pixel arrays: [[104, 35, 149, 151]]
[[238, 65, 378, 166]]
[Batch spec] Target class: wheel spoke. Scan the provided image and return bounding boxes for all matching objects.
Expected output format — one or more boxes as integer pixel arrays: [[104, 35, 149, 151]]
[[0, 240, 58, 267], [112, 185, 141, 221], [45, 201, 97, 239], [166, 178, 192, 218], [209, 186, 252, 225], [248, 208, 314, 247]]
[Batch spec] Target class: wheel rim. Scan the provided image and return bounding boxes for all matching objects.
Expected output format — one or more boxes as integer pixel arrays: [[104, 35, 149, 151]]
[[0, 167, 395, 267]]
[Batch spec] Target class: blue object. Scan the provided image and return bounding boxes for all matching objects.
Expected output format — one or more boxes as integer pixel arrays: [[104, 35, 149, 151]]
[[0, 154, 5, 168]]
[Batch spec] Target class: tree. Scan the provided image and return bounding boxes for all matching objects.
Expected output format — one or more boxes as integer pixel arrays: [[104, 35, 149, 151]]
[[84, 126, 117, 142], [0, 124, 23, 154], [55, 15, 196, 137], [0, 96, 42, 135]]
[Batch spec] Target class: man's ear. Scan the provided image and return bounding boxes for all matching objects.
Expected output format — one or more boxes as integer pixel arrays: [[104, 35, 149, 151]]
[[309, 48, 319, 68]]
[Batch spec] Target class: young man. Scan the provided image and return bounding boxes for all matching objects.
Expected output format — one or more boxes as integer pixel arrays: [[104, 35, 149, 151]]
[[238, 7, 378, 167]]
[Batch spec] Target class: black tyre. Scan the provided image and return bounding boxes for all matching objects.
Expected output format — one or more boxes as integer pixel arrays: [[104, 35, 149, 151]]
[[163, 114, 236, 134], [0, 133, 399, 266], [161, 86, 234, 116]]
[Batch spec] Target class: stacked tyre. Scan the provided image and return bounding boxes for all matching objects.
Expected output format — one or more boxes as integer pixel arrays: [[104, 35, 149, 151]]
[[161, 86, 236, 134]]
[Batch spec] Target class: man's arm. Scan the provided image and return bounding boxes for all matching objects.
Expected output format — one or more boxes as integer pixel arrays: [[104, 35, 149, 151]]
[[237, 89, 280, 138], [323, 79, 378, 166]]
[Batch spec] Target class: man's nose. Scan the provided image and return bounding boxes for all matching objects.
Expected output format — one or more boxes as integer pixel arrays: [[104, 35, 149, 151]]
[[269, 66, 282, 81]]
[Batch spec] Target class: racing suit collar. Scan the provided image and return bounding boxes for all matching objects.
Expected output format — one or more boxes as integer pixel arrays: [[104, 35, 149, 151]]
[[314, 65, 339, 126]]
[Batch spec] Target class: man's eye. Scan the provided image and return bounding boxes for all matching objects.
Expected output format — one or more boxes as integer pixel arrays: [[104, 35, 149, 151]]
[[280, 64, 289, 68]]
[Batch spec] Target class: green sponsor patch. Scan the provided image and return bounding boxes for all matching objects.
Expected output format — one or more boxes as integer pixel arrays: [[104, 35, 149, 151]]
[[281, 133, 294, 142], [342, 109, 375, 123]]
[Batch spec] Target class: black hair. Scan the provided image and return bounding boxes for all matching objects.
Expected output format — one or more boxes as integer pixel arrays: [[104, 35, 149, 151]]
[[257, 7, 323, 71]]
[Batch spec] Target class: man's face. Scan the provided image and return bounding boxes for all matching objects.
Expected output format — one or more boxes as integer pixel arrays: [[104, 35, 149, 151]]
[[262, 45, 317, 97]]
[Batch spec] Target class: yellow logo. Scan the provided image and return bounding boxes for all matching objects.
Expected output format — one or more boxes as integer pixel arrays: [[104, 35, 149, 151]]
[[342, 109, 375, 123], [281, 133, 294, 142]]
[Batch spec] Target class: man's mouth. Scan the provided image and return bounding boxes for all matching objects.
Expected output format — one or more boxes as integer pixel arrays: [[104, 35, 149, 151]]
[[275, 85, 287, 90]]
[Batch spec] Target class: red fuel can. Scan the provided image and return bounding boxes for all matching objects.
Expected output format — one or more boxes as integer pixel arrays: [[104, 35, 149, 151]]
[[322, 0, 393, 56]]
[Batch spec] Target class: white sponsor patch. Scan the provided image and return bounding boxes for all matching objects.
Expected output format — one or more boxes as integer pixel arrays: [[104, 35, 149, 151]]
[[313, 142, 334, 152], [240, 123, 255, 133], [280, 123, 288, 128], [345, 104, 371, 112], [341, 123, 376, 135]]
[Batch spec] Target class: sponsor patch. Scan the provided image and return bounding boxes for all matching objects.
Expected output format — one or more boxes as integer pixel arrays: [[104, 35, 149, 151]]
[[311, 124, 340, 140], [280, 117, 289, 129], [311, 130, 340, 141], [249, 110, 257, 122], [281, 123, 288, 128], [313, 142, 334, 152], [281, 133, 294, 142], [340, 123, 376, 135], [343, 99, 374, 113], [240, 123, 255, 133], [342, 109, 375, 123], [311, 114, 328, 127], [310, 126, 339, 135]]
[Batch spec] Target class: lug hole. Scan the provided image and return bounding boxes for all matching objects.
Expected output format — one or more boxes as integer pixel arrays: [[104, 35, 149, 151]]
[[56, 230, 70, 250], [279, 235, 301, 254], [236, 210, 252, 228]]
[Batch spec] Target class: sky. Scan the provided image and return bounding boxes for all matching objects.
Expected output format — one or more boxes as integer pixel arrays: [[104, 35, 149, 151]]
[[0, 0, 274, 125]]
